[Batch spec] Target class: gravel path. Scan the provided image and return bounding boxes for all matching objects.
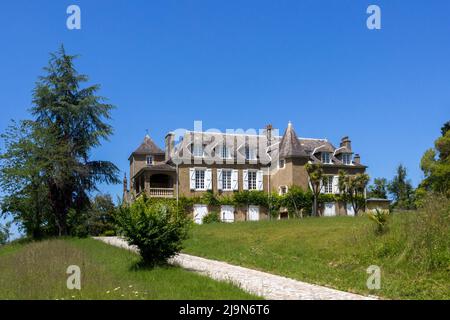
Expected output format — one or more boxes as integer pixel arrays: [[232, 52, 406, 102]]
[[95, 237, 377, 300]]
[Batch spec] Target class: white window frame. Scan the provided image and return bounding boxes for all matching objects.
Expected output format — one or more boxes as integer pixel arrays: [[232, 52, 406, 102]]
[[220, 145, 232, 159], [342, 153, 352, 165], [323, 176, 334, 194], [195, 168, 206, 190], [192, 144, 204, 157], [221, 169, 233, 191], [247, 170, 257, 190], [146, 155, 153, 166], [279, 159, 285, 169], [321, 152, 331, 164], [245, 146, 257, 161]]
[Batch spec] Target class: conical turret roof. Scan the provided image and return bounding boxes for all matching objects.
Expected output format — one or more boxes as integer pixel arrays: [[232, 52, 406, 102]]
[[279, 122, 309, 158]]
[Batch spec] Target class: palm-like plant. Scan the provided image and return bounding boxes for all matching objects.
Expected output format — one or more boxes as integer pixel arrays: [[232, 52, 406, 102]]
[[367, 209, 390, 234], [338, 171, 370, 216], [306, 163, 325, 216]]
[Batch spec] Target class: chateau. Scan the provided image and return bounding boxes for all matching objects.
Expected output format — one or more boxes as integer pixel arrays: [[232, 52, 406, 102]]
[[123, 122, 371, 223]]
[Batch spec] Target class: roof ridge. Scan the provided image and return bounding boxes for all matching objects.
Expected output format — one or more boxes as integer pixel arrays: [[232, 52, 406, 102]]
[[299, 137, 328, 141], [186, 130, 266, 137]]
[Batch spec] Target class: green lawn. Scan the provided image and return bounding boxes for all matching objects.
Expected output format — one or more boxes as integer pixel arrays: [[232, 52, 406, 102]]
[[0, 238, 258, 300], [183, 215, 450, 300]]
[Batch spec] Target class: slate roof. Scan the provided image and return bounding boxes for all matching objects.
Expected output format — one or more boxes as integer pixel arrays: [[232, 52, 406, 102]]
[[130, 123, 365, 168], [173, 131, 272, 163], [278, 122, 309, 158], [334, 146, 352, 155], [306, 141, 335, 154], [132, 135, 165, 156]]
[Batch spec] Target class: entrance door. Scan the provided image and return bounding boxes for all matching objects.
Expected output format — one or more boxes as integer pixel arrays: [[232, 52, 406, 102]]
[[323, 203, 336, 217], [221, 205, 235, 223], [193, 204, 208, 224], [248, 205, 260, 221], [346, 203, 355, 216]]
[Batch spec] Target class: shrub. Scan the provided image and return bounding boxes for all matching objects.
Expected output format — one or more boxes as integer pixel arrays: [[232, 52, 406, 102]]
[[115, 198, 191, 266], [202, 211, 221, 224], [102, 230, 116, 237], [177, 196, 194, 214], [0, 222, 11, 245], [66, 194, 117, 237], [233, 191, 267, 207], [218, 195, 234, 206], [280, 186, 312, 218], [201, 191, 220, 206], [367, 209, 390, 234], [410, 193, 450, 270], [361, 192, 450, 272], [268, 192, 282, 219]]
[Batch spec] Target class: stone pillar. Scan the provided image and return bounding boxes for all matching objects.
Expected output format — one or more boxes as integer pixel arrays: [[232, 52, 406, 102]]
[[145, 173, 151, 191]]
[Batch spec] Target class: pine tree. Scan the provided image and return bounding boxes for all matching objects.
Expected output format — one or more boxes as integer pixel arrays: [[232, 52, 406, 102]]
[[388, 165, 415, 209], [0, 46, 119, 237]]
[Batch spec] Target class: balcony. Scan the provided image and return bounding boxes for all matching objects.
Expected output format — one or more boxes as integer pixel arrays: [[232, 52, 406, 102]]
[[148, 187, 174, 198]]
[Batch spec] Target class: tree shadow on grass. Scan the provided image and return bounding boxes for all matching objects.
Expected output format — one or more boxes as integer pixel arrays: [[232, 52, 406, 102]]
[[129, 258, 176, 272]]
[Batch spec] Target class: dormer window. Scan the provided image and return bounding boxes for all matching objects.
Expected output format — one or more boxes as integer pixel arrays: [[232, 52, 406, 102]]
[[146, 155, 153, 166], [321, 152, 331, 164], [192, 144, 204, 157], [342, 153, 352, 165], [245, 146, 257, 160], [220, 145, 232, 159]]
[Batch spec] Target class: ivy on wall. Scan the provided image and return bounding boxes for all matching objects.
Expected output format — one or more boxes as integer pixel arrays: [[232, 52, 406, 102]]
[[137, 189, 343, 217]]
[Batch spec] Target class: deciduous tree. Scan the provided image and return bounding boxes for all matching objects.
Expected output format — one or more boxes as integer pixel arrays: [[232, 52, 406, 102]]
[[419, 121, 450, 196]]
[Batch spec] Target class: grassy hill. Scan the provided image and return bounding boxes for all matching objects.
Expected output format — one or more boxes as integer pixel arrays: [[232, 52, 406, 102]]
[[1, 211, 447, 300], [183, 214, 450, 300], [0, 238, 258, 300]]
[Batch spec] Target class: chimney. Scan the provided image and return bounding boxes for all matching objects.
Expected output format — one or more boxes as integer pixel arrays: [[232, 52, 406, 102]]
[[353, 154, 361, 164], [265, 124, 273, 147], [340, 136, 352, 151], [165, 132, 175, 161]]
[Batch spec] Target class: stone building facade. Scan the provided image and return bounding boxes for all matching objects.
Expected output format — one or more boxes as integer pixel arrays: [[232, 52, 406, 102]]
[[124, 122, 370, 223]]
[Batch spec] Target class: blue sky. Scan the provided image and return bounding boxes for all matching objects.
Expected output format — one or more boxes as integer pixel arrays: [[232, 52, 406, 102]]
[[1, 1, 449, 237]]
